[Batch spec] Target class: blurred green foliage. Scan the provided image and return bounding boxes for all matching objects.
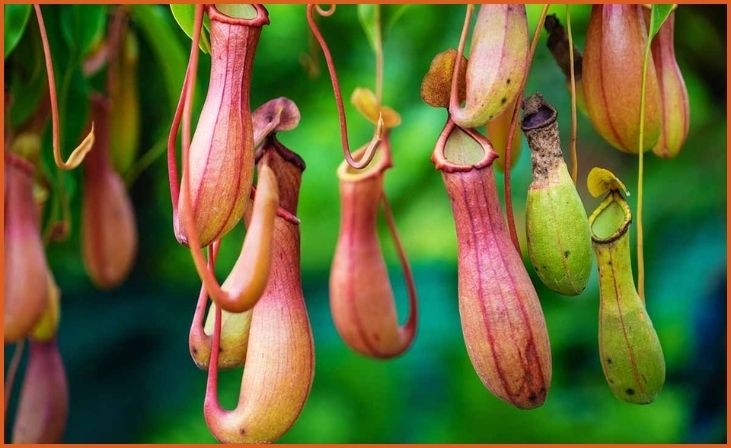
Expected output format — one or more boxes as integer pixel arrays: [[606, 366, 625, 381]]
[[4, 4, 727, 443]]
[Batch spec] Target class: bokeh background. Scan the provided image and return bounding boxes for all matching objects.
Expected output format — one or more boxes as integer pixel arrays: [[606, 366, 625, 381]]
[[4, 4, 727, 443]]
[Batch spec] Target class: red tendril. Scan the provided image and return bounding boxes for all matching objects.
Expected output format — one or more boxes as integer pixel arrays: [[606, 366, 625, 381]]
[[306, 4, 383, 169], [381, 194, 418, 341], [34, 4, 95, 170], [189, 241, 220, 353]]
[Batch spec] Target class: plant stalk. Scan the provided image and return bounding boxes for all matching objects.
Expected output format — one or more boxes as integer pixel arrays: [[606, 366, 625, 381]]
[[637, 35, 653, 302], [504, 4, 550, 252], [567, 5, 578, 184]]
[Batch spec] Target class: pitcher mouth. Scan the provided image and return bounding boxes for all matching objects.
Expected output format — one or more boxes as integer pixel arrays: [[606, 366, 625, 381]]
[[208, 4, 269, 27], [521, 93, 557, 132], [431, 118, 498, 173], [588, 191, 632, 244], [336, 136, 393, 183]]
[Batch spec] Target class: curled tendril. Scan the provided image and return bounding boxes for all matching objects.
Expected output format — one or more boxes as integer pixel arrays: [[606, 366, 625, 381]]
[[380, 193, 418, 343], [34, 5, 95, 170], [188, 240, 221, 368], [315, 4, 335, 16], [306, 4, 384, 169]]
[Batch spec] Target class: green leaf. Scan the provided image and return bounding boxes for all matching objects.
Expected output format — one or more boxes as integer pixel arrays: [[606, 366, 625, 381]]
[[648, 4, 675, 41], [357, 5, 378, 51], [358, 5, 409, 51], [131, 5, 187, 112], [4, 4, 31, 59], [9, 20, 46, 128], [170, 4, 211, 54], [385, 5, 410, 30], [59, 5, 106, 57]]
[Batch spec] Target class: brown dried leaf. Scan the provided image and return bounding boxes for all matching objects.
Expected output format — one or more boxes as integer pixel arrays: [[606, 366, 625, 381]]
[[420, 49, 467, 108]]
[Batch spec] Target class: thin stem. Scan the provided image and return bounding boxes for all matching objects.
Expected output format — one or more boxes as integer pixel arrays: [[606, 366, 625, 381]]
[[42, 44, 78, 244], [125, 137, 165, 187], [306, 4, 383, 170], [637, 35, 653, 303], [167, 42, 195, 221], [374, 5, 384, 105], [4, 339, 25, 418], [449, 4, 474, 112], [189, 241, 220, 360], [381, 193, 418, 337], [504, 4, 550, 252], [34, 4, 95, 171], [205, 294, 224, 412], [566, 5, 578, 184], [637, 149, 645, 302]]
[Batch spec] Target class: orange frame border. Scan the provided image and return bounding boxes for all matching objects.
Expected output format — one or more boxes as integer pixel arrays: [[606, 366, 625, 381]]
[[0, 1, 728, 446]]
